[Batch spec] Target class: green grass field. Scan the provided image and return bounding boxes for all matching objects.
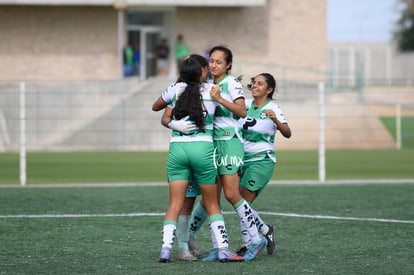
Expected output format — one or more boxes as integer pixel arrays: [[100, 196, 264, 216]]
[[1, 149, 414, 184], [1, 149, 413, 273], [1, 184, 413, 274], [381, 116, 414, 148]]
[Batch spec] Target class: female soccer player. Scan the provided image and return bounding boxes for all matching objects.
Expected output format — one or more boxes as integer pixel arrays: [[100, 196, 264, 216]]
[[157, 54, 209, 261], [189, 45, 267, 261], [237, 73, 292, 256]]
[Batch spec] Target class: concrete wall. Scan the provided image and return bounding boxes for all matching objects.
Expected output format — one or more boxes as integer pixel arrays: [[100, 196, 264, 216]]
[[176, 0, 327, 81], [0, 0, 326, 81], [0, 5, 119, 80]]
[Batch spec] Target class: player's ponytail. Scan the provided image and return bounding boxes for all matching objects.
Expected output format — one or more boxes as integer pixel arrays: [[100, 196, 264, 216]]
[[173, 56, 205, 130]]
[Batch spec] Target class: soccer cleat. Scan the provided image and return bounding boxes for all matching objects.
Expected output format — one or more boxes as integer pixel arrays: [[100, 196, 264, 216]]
[[189, 235, 202, 257], [243, 236, 267, 261], [264, 224, 276, 255], [177, 249, 197, 261], [202, 248, 219, 262], [218, 249, 245, 262], [236, 246, 248, 256], [158, 248, 171, 263]]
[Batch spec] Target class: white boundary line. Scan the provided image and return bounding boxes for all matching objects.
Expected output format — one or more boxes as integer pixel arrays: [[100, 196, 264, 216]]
[[1, 211, 413, 224], [257, 212, 414, 224], [1, 179, 414, 188]]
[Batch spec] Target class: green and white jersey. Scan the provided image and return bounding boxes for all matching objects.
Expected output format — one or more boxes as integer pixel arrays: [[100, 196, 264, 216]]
[[210, 75, 245, 141], [239, 99, 288, 162], [161, 82, 218, 143]]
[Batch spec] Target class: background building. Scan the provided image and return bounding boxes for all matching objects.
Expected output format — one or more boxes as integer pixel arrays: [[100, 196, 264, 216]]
[[0, 0, 327, 81], [329, 42, 414, 87]]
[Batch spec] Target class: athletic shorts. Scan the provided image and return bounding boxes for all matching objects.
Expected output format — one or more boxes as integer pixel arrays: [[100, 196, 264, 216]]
[[239, 158, 275, 195], [167, 141, 217, 184], [214, 138, 244, 176]]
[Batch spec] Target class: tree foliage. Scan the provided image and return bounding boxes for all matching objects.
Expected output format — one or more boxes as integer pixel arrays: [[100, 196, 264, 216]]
[[394, 0, 414, 51]]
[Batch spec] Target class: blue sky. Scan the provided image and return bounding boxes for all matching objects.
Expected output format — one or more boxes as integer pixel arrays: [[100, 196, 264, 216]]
[[328, 0, 400, 42]]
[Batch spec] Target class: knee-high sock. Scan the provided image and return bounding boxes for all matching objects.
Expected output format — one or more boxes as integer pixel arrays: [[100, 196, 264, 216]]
[[209, 213, 228, 250], [177, 215, 190, 250], [239, 219, 251, 247], [208, 223, 218, 249], [251, 208, 269, 235], [162, 220, 177, 250], [234, 199, 261, 244], [189, 201, 208, 237]]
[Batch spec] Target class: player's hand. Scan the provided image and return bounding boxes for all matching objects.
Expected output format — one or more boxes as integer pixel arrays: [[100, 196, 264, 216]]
[[210, 85, 221, 102], [168, 117, 197, 134], [264, 110, 277, 121]]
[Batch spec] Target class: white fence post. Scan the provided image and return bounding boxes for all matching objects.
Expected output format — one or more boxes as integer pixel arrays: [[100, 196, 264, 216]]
[[20, 81, 26, 186], [396, 104, 401, 150], [0, 109, 11, 151], [318, 82, 326, 183]]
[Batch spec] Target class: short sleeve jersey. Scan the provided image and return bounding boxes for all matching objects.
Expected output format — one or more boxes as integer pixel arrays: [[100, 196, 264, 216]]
[[211, 75, 245, 141], [239, 99, 288, 161], [161, 82, 218, 143]]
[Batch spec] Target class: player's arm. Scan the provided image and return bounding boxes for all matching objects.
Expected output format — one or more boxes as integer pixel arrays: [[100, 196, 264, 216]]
[[161, 106, 173, 128], [210, 85, 247, 118], [219, 96, 247, 118], [264, 109, 292, 138], [152, 96, 168, 112], [277, 121, 291, 138], [153, 84, 176, 111], [161, 106, 197, 134]]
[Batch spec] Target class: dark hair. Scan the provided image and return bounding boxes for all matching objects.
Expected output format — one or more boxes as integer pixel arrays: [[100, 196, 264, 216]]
[[248, 73, 277, 99], [209, 45, 233, 73], [176, 54, 207, 83], [190, 53, 208, 68], [173, 57, 205, 130]]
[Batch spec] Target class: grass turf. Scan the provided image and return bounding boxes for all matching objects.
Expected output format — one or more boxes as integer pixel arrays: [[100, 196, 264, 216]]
[[380, 116, 414, 148], [1, 149, 414, 184], [1, 184, 413, 274]]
